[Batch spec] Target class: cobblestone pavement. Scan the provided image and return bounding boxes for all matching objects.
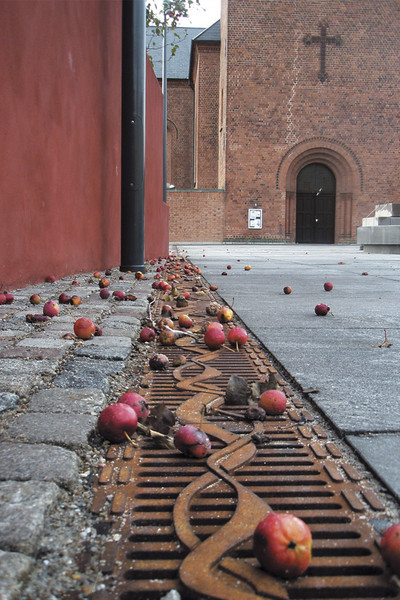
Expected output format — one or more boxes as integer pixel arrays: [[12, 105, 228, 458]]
[[0, 268, 154, 600]]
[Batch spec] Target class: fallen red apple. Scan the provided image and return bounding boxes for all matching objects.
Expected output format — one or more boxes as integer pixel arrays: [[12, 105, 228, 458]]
[[99, 277, 110, 289], [174, 425, 211, 458], [58, 292, 71, 305], [71, 279, 79, 286], [207, 321, 224, 331], [70, 295, 82, 306], [73, 317, 96, 340], [380, 523, 400, 575], [118, 391, 150, 421], [112, 290, 126, 301], [45, 275, 56, 283], [97, 403, 138, 443], [227, 265, 232, 270], [258, 389, 287, 415], [149, 353, 169, 370], [93, 271, 101, 278], [323, 282, 333, 291], [228, 326, 248, 348], [135, 270, 144, 280], [30, 294, 41, 305], [204, 327, 226, 350], [253, 512, 312, 579], [4, 293, 14, 304], [99, 288, 111, 300], [178, 314, 193, 328], [283, 286, 292, 295], [209, 285, 218, 291], [94, 325, 102, 336], [217, 306, 234, 323], [140, 327, 156, 343], [157, 317, 174, 330], [0, 293, 6, 305], [43, 300, 60, 317], [244, 265, 252, 271], [161, 304, 173, 316], [159, 329, 176, 346], [183, 291, 191, 299], [315, 303, 330, 316]]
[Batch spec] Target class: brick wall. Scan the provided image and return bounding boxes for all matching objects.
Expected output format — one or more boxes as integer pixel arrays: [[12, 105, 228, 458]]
[[167, 80, 194, 189], [221, 0, 400, 242], [168, 190, 225, 241], [193, 43, 220, 188]]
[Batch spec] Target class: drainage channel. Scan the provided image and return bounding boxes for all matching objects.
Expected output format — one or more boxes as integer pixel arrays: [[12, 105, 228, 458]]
[[91, 267, 399, 600]]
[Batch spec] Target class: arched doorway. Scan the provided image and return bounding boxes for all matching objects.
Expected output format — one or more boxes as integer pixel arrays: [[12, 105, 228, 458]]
[[296, 163, 336, 243]]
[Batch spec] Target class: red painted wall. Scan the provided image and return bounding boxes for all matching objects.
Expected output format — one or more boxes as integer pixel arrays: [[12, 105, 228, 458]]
[[0, 1, 167, 291], [145, 57, 169, 260]]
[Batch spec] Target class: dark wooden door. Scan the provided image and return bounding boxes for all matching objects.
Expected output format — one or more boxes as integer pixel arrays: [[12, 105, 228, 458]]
[[296, 164, 336, 243]]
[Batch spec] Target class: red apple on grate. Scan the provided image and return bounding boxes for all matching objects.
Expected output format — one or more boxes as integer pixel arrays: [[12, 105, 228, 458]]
[[227, 326, 248, 349], [118, 391, 150, 421], [204, 327, 226, 350], [217, 306, 233, 323], [258, 389, 287, 415], [253, 512, 312, 579], [174, 425, 211, 458], [380, 523, 400, 575]]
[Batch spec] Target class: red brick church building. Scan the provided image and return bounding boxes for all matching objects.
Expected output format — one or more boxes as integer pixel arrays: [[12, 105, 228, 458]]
[[151, 0, 400, 243]]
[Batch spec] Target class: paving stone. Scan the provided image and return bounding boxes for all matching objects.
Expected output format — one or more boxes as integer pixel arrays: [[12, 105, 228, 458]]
[[0, 550, 34, 600], [74, 336, 132, 361], [0, 480, 60, 555], [52, 357, 124, 390], [0, 442, 80, 490], [1, 413, 97, 449], [101, 315, 141, 328], [27, 387, 106, 415], [16, 337, 74, 349], [0, 373, 43, 396], [0, 346, 66, 360], [0, 358, 58, 377], [0, 392, 20, 412], [0, 329, 29, 338]]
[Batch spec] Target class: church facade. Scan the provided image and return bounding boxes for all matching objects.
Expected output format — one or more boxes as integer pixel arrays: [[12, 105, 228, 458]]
[[164, 0, 400, 243]]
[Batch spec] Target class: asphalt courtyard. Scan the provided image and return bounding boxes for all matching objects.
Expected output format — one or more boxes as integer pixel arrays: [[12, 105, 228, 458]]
[[173, 243, 400, 504]]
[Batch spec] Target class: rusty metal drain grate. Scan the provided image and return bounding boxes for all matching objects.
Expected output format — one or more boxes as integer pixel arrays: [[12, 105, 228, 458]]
[[91, 280, 399, 600]]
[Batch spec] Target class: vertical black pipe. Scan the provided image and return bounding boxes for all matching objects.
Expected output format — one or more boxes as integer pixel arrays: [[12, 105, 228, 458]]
[[120, 0, 146, 272], [162, 13, 167, 203]]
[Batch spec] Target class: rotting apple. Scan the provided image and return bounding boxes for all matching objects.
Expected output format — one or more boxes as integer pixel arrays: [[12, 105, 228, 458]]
[[283, 286, 292, 295], [70, 295, 82, 307], [323, 282, 333, 291], [58, 293, 71, 305], [99, 277, 110, 289], [178, 314, 193, 328], [43, 300, 60, 317], [112, 290, 126, 301], [217, 306, 234, 323], [315, 303, 330, 316], [97, 403, 138, 443], [157, 317, 174, 330], [73, 317, 96, 340], [244, 265, 252, 271], [174, 425, 211, 458], [204, 327, 226, 350], [94, 325, 103, 337], [380, 523, 400, 575], [259, 389, 287, 415], [118, 391, 150, 421], [253, 512, 312, 579], [159, 329, 176, 346]]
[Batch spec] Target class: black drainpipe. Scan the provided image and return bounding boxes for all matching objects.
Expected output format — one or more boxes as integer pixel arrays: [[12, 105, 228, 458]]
[[120, 0, 146, 273]]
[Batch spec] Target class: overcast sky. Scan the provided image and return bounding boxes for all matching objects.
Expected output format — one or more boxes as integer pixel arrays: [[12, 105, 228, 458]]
[[178, 0, 221, 28]]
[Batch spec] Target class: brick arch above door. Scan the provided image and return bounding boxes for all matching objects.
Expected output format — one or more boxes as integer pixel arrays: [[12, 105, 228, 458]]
[[277, 139, 362, 243]]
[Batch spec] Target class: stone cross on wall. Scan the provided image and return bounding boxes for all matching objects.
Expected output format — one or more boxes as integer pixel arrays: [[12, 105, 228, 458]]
[[303, 20, 342, 82]]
